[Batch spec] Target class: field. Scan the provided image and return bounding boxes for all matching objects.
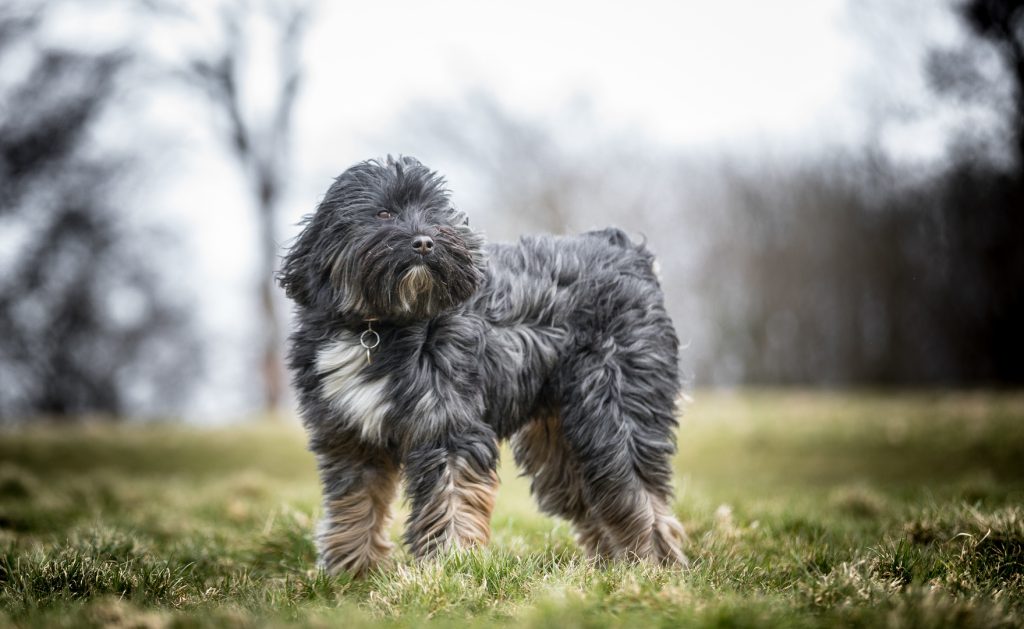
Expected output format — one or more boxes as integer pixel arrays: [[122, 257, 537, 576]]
[[1, 390, 1023, 628]]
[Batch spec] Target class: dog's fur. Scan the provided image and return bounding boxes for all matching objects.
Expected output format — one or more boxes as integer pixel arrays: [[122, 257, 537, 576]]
[[280, 156, 686, 576]]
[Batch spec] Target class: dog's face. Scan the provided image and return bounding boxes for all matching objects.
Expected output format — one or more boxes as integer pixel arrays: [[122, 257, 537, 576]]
[[280, 156, 486, 321]]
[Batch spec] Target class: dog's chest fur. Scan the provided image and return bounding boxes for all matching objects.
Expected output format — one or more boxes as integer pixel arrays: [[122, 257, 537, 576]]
[[315, 333, 393, 443]]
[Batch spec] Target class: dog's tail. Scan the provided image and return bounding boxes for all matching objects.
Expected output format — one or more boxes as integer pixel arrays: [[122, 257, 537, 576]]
[[583, 227, 635, 249], [583, 227, 661, 282]]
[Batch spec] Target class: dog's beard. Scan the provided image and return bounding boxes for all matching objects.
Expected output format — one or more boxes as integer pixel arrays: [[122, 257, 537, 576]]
[[397, 265, 435, 314]]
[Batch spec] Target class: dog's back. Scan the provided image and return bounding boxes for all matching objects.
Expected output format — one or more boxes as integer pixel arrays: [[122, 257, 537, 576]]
[[469, 229, 678, 436], [474, 228, 663, 325]]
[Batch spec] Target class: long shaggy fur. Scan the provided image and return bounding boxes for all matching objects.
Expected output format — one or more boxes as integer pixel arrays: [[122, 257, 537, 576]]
[[281, 155, 687, 575]]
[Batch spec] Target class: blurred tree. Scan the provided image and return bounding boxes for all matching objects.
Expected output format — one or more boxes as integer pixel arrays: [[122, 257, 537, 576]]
[[171, 0, 310, 413], [962, 0, 1024, 163], [924, 0, 1024, 168], [0, 4, 200, 420], [927, 0, 1024, 382], [706, 0, 1024, 386]]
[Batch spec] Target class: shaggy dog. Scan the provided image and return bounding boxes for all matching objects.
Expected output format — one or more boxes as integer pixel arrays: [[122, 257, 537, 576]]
[[279, 156, 686, 576]]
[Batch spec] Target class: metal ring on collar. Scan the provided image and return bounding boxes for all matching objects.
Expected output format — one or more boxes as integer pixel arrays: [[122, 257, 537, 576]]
[[359, 329, 381, 350]]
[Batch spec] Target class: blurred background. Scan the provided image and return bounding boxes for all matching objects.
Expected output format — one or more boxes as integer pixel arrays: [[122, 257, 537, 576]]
[[1, 0, 1022, 423]]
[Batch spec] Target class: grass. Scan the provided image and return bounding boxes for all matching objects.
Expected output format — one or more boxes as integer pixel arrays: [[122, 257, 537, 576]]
[[1, 390, 1023, 627]]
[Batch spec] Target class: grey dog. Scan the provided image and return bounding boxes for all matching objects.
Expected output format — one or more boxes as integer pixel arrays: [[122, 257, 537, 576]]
[[279, 156, 687, 576]]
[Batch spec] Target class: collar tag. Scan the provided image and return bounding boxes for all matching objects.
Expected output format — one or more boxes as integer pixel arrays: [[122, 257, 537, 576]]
[[359, 319, 380, 364]]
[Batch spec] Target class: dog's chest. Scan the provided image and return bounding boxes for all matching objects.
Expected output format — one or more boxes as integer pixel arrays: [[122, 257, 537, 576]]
[[315, 333, 392, 443], [314, 327, 467, 444]]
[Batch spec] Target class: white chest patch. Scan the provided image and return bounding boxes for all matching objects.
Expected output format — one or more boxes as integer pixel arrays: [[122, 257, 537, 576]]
[[316, 335, 391, 444]]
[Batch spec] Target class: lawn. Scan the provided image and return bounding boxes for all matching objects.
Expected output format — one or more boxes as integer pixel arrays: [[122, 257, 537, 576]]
[[1, 390, 1023, 627]]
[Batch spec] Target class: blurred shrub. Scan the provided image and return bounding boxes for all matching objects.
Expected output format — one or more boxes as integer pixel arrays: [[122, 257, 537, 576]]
[[0, 2, 199, 420]]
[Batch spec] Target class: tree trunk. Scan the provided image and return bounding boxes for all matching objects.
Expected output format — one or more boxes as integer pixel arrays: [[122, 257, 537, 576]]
[[258, 188, 284, 414]]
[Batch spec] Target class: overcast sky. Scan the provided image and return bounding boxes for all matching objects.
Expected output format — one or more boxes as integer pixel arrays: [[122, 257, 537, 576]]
[[292, 1, 966, 170]]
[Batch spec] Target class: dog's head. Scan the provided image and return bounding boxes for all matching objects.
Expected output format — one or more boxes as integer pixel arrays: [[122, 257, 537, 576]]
[[279, 156, 486, 321]]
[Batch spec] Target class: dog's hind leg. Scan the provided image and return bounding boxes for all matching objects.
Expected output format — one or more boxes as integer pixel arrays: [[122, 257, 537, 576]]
[[314, 441, 399, 577], [511, 415, 615, 558], [403, 426, 499, 558], [559, 337, 688, 566]]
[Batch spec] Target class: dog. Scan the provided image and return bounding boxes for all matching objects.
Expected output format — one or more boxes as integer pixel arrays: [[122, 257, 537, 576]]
[[279, 156, 687, 576]]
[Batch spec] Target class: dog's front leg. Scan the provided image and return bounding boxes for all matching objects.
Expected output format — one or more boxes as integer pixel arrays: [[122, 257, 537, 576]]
[[314, 442, 399, 577], [403, 430, 499, 558]]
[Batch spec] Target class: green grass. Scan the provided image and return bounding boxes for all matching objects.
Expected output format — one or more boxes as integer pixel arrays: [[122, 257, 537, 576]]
[[1, 390, 1023, 627]]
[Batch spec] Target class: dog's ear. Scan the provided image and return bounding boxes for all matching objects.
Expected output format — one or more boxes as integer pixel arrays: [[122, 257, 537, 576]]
[[278, 213, 331, 310]]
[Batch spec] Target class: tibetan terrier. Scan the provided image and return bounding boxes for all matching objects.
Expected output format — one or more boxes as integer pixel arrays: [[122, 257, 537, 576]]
[[279, 156, 686, 576]]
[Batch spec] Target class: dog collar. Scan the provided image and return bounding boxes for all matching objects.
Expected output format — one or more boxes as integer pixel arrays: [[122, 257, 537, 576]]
[[360, 318, 381, 364]]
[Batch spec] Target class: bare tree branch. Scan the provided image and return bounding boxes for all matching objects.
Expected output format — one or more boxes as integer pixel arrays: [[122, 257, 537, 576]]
[[169, 0, 312, 412]]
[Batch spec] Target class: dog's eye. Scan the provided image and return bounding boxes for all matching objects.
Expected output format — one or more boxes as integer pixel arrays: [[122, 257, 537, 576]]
[[376, 210, 393, 220]]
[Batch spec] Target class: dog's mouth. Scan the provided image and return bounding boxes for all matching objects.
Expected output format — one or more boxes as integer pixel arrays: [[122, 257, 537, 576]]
[[396, 264, 435, 314]]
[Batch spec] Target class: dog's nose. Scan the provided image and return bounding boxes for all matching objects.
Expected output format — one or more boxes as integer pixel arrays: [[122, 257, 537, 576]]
[[412, 235, 434, 255]]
